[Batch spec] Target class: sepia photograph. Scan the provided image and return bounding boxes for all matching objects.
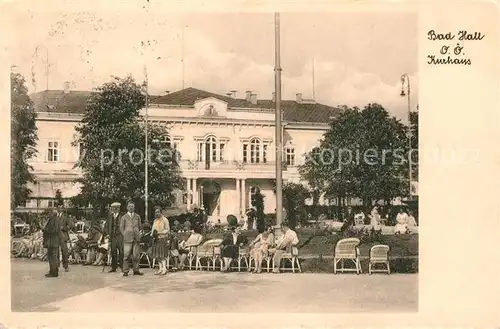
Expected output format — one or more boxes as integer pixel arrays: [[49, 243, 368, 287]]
[[9, 8, 420, 313]]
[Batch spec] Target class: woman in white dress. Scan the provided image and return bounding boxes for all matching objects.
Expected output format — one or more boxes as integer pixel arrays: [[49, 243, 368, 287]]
[[394, 208, 409, 234], [369, 207, 382, 231], [249, 226, 275, 273]]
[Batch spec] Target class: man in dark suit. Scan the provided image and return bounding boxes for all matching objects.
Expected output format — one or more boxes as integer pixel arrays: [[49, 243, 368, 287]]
[[104, 202, 124, 272], [119, 201, 143, 276], [56, 204, 70, 272], [43, 209, 61, 277]]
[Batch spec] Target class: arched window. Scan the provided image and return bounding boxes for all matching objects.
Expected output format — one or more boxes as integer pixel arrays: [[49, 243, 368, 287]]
[[242, 138, 268, 164], [196, 135, 226, 166]]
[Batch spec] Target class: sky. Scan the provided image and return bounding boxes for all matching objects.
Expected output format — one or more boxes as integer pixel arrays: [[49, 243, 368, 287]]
[[7, 5, 418, 120]]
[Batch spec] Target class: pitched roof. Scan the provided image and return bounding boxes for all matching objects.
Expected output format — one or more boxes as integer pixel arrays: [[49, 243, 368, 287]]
[[30, 90, 94, 114], [152, 87, 341, 123], [29, 87, 341, 123]]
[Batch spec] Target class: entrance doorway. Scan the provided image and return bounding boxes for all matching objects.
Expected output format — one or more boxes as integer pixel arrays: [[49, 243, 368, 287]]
[[200, 180, 221, 216]]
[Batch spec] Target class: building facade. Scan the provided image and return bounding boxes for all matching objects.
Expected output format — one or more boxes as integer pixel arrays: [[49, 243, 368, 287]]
[[24, 87, 340, 220]]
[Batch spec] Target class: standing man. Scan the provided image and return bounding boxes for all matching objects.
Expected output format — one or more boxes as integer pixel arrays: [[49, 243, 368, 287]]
[[104, 202, 124, 272], [56, 204, 70, 272], [43, 208, 61, 278], [120, 201, 143, 276]]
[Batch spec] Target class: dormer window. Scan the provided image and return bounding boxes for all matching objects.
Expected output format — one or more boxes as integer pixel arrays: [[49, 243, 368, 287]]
[[204, 104, 218, 116]]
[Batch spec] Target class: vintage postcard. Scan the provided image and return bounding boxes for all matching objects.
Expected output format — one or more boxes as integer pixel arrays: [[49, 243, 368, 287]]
[[1, 0, 499, 327]]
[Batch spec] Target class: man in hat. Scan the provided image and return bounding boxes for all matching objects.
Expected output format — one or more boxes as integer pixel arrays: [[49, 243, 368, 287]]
[[42, 208, 61, 277], [120, 201, 143, 276], [104, 202, 124, 272]]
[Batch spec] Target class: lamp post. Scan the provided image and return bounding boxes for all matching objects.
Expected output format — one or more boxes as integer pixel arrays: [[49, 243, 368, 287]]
[[274, 13, 284, 227], [144, 65, 149, 222], [400, 73, 413, 199]]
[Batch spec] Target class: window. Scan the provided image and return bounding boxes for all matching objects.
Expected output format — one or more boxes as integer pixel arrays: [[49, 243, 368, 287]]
[[250, 139, 261, 163], [219, 143, 225, 161], [243, 144, 248, 163], [196, 136, 225, 164], [197, 142, 203, 162], [47, 141, 59, 162], [47, 200, 56, 208], [242, 138, 268, 164], [286, 147, 296, 166]]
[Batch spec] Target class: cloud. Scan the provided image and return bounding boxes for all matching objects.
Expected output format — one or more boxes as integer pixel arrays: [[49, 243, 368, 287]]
[[11, 11, 418, 121]]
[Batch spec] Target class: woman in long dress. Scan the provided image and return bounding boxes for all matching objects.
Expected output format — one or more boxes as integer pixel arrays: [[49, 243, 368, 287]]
[[151, 206, 171, 275], [369, 206, 382, 232], [249, 226, 275, 273]]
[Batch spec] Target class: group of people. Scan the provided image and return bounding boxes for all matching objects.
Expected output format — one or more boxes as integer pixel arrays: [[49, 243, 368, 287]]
[[341, 205, 418, 234], [36, 199, 301, 278]]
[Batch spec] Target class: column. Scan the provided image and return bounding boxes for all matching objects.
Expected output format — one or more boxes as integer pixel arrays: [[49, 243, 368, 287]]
[[192, 178, 198, 205], [185, 178, 191, 207], [236, 178, 241, 215], [241, 179, 246, 213]]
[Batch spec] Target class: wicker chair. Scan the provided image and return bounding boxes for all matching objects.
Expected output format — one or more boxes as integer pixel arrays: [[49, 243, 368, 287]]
[[369, 244, 390, 274], [211, 245, 224, 271], [275, 246, 302, 273], [196, 239, 222, 271], [333, 238, 362, 274], [248, 251, 273, 273], [231, 247, 250, 272]]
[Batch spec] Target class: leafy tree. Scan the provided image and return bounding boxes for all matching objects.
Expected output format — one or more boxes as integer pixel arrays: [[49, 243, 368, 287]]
[[54, 189, 64, 207], [409, 109, 418, 181], [300, 103, 408, 206], [73, 76, 183, 220], [250, 188, 265, 232], [281, 182, 309, 229], [11, 72, 38, 209]]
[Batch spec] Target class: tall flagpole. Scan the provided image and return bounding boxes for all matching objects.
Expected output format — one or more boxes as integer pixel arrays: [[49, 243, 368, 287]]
[[274, 13, 283, 226], [144, 65, 149, 222], [312, 58, 315, 100]]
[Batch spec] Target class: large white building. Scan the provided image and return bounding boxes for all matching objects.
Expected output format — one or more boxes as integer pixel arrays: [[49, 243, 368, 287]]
[[24, 87, 341, 220]]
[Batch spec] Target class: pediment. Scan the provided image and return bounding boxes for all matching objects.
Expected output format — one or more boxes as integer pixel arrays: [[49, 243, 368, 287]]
[[194, 97, 228, 117]]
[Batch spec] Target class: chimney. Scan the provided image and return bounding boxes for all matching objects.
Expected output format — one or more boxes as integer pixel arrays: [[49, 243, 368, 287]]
[[296, 93, 303, 103], [226, 92, 232, 97], [245, 90, 252, 102], [272, 92, 276, 103], [165, 91, 170, 95], [63, 81, 70, 94], [250, 93, 258, 105], [230, 90, 237, 99]]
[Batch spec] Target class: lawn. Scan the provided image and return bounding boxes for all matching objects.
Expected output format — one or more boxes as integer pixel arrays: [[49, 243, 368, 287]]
[[189, 230, 419, 258]]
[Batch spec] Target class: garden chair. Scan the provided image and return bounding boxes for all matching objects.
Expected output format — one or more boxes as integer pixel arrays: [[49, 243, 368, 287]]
[[368, 244, 390, 274], [196, 239, 222, 271], [248, 251, 273, 273], [75, 221, 85, 233], [275, 246, 302, 273], [234, 247, 250, 272], [333, 237, 362, 274], [139, 243, 152, 268], [211, 245, 223, 271]]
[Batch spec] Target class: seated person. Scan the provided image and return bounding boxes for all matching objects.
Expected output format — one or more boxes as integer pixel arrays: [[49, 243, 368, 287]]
[[140, 221, 154, 260], [178, 227, 203, 270], [394, 208, 409, 234], [269, 223, 299, 273], [354, 210, 366, 225], [71, 235, 87, 263], [30, 230, 44, 259], [167, 232, 181, 271], [249, 226, 275, 273], [220, 226, 248, 272], [83, 218, 103, 265], [407, 211, 417, 227], [93, 237, 109, 266]]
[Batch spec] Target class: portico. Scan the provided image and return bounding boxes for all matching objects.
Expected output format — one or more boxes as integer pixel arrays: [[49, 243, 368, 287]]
[[184, 174, 275, 222]]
